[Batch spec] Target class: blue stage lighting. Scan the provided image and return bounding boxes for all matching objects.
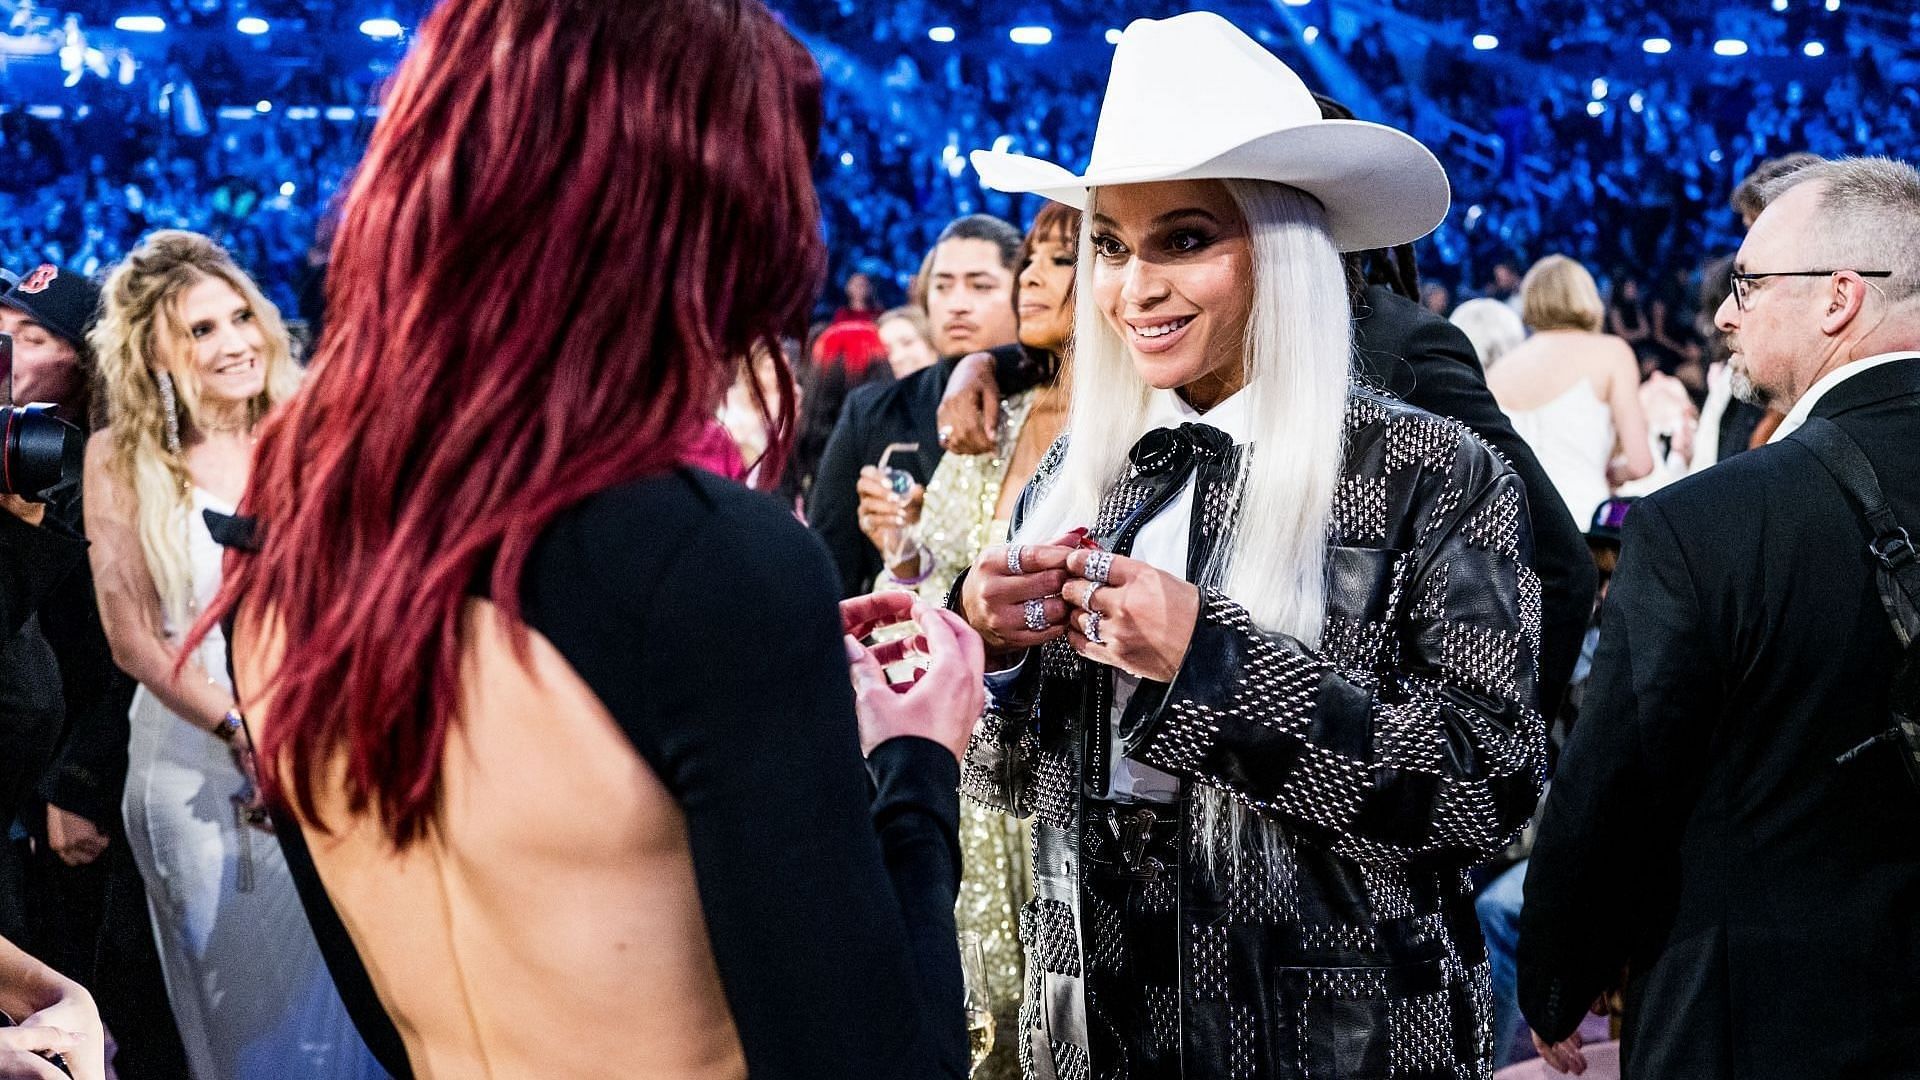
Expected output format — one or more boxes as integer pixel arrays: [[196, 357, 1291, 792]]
[[113, 15, 167, 32], [1009, 26, 1052, 45], [1472, 33, 1498, 50], [359, 18, 403, 39], [1642, 37, 1671, 54], [927, 26, 956, 43], [1105, 28, 1122, 45], [236, 16, 268, 35], [1803, 40, 1826, 57], [1713, 39, 1749, 57]]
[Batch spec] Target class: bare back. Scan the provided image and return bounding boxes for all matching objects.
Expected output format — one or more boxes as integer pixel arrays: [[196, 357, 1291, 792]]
[[235, 601, 748, 1080]]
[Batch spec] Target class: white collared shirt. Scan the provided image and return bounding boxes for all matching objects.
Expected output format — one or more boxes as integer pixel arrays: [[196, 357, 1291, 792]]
[[1103, 387, 1257, 802], [1770, 351, 1920, 443]]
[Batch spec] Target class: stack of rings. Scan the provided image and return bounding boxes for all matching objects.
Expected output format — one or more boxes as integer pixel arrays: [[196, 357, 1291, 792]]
[[1083, 550, 1114, 585], [1080, 556, 1111, 644]]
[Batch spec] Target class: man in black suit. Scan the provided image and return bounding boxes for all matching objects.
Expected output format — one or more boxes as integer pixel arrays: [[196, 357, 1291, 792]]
[[808, 214, 1026, 597], [1519, 156, 1920, 1079]]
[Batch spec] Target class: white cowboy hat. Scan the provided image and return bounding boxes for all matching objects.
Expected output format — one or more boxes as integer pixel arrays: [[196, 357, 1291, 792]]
[[969, 11, 1450, 253]]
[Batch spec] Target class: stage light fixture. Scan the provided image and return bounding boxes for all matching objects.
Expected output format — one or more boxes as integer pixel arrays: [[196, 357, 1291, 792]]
[[113, 15, 167, 32], [255, 99, 271, 112], [1772, 0, 1789, 10], [1304, 25, 1320, 43], [1642, 37, 1671, 54], [359, 17, 403, 39], [927, 26, 956, 43], [236, 16, 268, 34], [1282, 0, 1312, 6], [1629, 92, 1645, 112], [1587, 101, 1605, 117], [1804, 40, 1826, 57], [1009, 26, 1052, 45], [1105, 28, 1122, 45], [1824, 0, 1839, 10], [1591, 78, 1608, 99], [1472, 33, 1498, 50], [1713, 39, 1749, 57], [280, 182, 296, 196], [839, 152, 854, 167]]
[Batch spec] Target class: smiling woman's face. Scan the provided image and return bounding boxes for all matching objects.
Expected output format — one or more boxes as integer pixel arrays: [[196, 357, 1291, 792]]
[[1089, 179, 1254, 409], [175, 275, 267, 406]]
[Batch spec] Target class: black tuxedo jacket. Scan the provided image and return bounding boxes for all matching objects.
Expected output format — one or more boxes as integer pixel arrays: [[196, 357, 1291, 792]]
[[1353, 285, 1596, 714], [1518, 356, 1920, 1078]]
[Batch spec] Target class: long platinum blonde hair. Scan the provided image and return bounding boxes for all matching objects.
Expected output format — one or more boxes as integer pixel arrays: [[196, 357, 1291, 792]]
[[89, 231, 301, 631], [1016, 179, 1353, 871]]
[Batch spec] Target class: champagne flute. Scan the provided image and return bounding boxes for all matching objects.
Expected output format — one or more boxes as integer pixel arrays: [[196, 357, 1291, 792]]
[[960, 930, 994, 1075]]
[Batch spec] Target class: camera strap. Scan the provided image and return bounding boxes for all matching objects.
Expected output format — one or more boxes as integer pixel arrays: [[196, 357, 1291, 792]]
[[1789, 416, 1920, 787]]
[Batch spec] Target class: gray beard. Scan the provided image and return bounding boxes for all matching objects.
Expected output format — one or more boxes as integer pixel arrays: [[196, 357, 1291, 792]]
[[1729, 364, 1772, 409]]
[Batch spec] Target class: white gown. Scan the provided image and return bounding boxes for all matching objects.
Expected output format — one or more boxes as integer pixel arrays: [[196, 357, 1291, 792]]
[[1504, 376, 1616, 532], [122, 487, 385, 1080]]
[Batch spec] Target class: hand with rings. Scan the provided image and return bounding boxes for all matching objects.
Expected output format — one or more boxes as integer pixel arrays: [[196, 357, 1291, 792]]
[[1059, 548, 1200, 683], [959, 534, 1083, 657]]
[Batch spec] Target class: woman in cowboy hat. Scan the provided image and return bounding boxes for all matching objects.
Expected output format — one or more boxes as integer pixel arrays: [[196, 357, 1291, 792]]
[[955, 12, 1546, 1078]]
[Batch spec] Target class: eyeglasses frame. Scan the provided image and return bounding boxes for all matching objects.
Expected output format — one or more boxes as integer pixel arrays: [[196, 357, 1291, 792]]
[[1728, 268, 1893, 312]]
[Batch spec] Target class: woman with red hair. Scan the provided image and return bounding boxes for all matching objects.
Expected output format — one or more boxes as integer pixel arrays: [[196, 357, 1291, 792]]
[[200, 1, 979, 1077]]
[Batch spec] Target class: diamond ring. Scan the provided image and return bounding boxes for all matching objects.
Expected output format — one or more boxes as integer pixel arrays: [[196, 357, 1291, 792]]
[[1083, 550, 1114, 585], [1023, 597, 1048, 631], [1007, 545, 1027, 576], [1084, 610, 1104, 645]]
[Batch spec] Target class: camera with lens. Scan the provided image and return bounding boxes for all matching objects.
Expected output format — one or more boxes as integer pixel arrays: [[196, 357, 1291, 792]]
[[2, 332, 86, 501]]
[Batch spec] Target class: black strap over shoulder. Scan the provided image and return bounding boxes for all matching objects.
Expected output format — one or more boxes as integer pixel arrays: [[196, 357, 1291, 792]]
[[1790, 416, 1920, 787], [1790, 417, 1920, 643]]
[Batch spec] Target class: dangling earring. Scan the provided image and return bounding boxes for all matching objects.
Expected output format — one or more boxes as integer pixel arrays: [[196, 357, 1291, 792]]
[[156, 369, 182, 456]]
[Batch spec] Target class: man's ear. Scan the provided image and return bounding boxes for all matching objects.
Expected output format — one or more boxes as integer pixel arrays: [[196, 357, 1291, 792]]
[[1819, 273, 1873, 337]]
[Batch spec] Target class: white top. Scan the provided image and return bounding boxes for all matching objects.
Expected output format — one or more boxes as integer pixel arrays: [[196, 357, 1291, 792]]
[[1769, 351, 1920, 443], [1102, 387, 1256, 803], [1505, 377, 1614, 533]]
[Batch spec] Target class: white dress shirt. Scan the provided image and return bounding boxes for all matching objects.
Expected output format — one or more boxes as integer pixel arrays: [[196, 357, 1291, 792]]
[[1770, 351, 1920, 443]]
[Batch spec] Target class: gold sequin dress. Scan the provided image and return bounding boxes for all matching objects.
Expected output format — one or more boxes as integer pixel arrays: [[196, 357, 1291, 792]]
[[877, 391, 1036, 1080]]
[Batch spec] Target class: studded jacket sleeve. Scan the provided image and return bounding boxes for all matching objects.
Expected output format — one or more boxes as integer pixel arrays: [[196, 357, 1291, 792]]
[[1123, 434, 1548, 868]]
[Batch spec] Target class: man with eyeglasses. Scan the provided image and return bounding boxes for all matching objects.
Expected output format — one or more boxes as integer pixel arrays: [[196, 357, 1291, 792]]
[[1518, 155, 1920, 1080]]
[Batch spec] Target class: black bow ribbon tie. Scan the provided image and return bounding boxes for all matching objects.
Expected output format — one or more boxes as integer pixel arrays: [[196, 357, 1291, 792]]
[[1126, 422, 1234, 479]]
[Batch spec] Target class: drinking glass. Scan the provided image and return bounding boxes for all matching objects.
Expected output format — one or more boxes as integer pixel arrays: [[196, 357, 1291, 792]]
[[960, 930, 994, 1075]]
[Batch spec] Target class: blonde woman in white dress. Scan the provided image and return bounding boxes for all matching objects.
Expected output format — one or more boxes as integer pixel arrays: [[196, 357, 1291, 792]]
[[1489, 255, 1656, 529], [85, 231, 382, 1080]]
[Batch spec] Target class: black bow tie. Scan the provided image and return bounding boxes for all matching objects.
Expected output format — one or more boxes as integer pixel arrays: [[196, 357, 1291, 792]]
[[1126, 422, 1234, 479]]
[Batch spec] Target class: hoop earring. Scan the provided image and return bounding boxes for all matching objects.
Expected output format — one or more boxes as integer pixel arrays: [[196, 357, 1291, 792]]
[[156, 370, 182, 456]]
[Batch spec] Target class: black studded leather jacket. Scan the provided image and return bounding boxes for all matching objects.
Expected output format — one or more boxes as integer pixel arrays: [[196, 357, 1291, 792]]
[[961, 388, 1548, 1079]]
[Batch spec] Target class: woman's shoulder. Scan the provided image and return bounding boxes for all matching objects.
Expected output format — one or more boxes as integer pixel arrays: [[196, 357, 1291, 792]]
[[558, 467, 818, 564], [527, 468, 832, 609], [1344, 387, 1515, 490]]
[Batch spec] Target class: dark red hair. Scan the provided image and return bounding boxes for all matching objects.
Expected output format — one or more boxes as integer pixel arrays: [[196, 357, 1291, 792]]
[[195, 0, 826, 844]]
